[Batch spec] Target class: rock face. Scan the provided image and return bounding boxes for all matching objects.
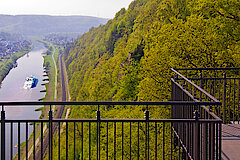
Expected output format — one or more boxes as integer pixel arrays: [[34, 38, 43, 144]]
[[0, 15, 108, 35]]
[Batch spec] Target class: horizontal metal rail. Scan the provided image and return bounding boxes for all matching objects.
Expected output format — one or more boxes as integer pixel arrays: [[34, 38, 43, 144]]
[[173, 67, 240, 71], [1, 101, 222, 160], [171, 78, 222, 120], [0, 101, 221, 106], [4, 119, 222, 123], [177, 77, 240, 80], [172, 68, 221, 103], [173, 67, 240, 123]]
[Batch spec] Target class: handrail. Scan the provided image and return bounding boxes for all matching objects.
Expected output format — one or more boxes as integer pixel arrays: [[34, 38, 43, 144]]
[[172, 78, 222, 120], [171, 68, 221, 103], [176, 77, 240, 80], [0, 101, 221, 106], [173, 67, 240, 71], [4, 119, 222, 123]]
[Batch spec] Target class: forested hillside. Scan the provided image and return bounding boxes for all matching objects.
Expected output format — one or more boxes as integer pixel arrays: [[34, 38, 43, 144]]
[[58, 0, 240, 158], [65, 0, 239, 102]]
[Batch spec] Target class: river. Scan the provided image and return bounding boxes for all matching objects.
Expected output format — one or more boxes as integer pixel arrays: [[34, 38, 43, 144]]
[[0, 41, 47, 159]]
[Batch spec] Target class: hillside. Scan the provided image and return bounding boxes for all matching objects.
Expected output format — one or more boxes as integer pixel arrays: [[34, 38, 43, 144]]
[[0, 15, 108, 35], [58, 0, 240, 158], [64, 0, 240, 102]]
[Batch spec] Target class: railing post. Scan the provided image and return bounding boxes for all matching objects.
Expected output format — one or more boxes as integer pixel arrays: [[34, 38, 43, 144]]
[[145, 106, 150, 121], [49, 105, 53, 160], [223, 73, 226, 123], [96, 105, 101, 121], [145, 106, 150, 160], [199, 73, 202, 101], [193, 110, 200, 160], [96, 105, 101, 159], [1, 105, 5, 160], [171, 79, 174, 119]]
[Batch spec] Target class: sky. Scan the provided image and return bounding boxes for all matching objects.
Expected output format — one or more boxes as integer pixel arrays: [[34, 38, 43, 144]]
[[0, 0, 134, 18]]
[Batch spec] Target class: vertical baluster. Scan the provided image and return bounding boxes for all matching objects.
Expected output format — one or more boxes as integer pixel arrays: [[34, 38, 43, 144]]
[[200, 122, 202, 160], [122, 122, 124, 160], [219, 123, 222, 159], [212, 123, 215, 160], [155, 122, 157, 160], [41, 122, 43, 160], [200, 73, 202, 101], [214, 79, 216, 97], [233, 79, 236, 123], [33, 122, 36, 160], [218, 79, 221, 117], [106, 122, 108, 160], [58, 122, 60, 160], [148, 121, 150, 160], [213, 79, 216, 113], [171, 122, 173, 160], [145, 121, 147, 160], [163, 122, 165, 160], [99, 121, 101, 160], [89, 122, 91, 160], [18, 122, 21, 160], [66, 122, 68, 160], [208, 123, 212, 160], [209, 79, 212, 98], [96, 105, 100, 160], [216, 123, 219, 160], [1, 105, 5, 160], [137, 122, 139, 160], [223, 73, 226, 123], [81, 122, 83, 160], [130, 122, 131, 160], [229, 79, 231, 123], [49, 105, 53, 160], [238, 79, 240, 124], [74, 122, 76, 160], [11, 122, 13, 160], [205, 80, 207, 101], [114, 122, 116, 160], [26, 122, 28, 160], [145, 105, 149, 160]]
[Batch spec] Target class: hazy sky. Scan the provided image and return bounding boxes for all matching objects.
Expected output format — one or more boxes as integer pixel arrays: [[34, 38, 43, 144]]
[[0, 0, 134, 18]]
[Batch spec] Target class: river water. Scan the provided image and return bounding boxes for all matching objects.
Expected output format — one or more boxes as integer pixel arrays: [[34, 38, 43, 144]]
[[0, 41, 47, 159]]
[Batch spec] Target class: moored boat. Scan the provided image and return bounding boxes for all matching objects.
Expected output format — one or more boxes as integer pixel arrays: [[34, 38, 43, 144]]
[[23, 76, 38, 89]]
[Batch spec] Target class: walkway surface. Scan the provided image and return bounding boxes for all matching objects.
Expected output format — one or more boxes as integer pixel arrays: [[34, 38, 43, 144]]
[[222, 124, 240, 160]]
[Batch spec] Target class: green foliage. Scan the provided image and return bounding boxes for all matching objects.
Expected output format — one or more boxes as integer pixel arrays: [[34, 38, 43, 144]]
[[0, 49, 32, 83], [59, 0, 240, 158]]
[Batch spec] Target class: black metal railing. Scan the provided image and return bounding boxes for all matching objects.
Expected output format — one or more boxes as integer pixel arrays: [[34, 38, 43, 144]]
[[0, 101, 221, 160], [171, 68, 223, 160], [173, 67, 240, 124], [1, 68, 230, 160]]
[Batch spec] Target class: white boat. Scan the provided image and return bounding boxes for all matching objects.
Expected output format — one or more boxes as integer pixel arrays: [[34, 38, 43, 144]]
[[23, 76, 38, 89]]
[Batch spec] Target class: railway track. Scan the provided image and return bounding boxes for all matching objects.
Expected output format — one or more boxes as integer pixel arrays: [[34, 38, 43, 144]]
[[35, 51, 67, 159]]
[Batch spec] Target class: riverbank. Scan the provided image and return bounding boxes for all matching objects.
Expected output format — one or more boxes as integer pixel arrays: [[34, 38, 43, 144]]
[[17, 41, 60, 160], [0, 45, 33, 84], [0, 41, 47, 160], [12, 40, 71, 159]]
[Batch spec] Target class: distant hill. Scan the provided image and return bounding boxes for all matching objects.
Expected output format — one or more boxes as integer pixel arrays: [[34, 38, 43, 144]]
[[0, 15, 108, 35]]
